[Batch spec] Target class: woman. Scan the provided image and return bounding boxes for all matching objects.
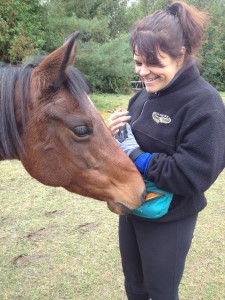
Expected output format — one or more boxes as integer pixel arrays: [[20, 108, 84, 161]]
[[108, 1, 225, 300]]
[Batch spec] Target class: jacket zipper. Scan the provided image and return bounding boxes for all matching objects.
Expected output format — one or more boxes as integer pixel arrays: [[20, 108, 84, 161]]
[[131, 99, 151, 129]]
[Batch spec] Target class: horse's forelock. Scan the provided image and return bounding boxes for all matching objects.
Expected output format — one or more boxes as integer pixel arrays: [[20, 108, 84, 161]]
[[65, 66, 90, 107], [30, 56, 90, 107], [0, 62, 33, 159]]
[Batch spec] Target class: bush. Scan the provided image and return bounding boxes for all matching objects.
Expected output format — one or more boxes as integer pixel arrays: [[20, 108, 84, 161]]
[[0, 0, 46, 63], [199, 1, 225, 90], [76, 35, 135, 93]]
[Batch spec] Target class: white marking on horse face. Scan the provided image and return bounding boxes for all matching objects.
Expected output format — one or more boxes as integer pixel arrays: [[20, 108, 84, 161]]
[[87, 96, 95, 107]]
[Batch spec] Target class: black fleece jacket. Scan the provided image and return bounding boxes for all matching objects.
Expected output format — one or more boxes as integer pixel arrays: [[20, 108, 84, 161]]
[[129, 62, 225, 222]]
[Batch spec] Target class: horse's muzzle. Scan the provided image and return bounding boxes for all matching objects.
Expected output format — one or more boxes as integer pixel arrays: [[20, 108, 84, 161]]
[[116, 203, 133, 214], [115, 188, 147, 215], [141, 188, 147, 204]]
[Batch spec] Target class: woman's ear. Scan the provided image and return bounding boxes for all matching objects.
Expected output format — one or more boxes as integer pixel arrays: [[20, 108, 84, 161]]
[[178, 46, 186, 67]]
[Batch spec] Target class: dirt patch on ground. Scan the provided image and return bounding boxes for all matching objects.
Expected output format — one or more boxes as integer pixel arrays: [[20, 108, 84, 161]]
[[27, 227, 56, 241], [77, 222, 100, 233], [12, 253, 44, 266], [45, 210, 65, 217]]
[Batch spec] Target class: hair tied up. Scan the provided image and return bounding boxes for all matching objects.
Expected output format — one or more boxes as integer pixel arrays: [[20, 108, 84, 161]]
[[28, 63, 37, 68], [166, 5, 178, 16]]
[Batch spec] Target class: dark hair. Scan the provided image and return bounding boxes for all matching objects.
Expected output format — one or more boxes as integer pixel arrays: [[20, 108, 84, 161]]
[[130, 1, 209, 66]]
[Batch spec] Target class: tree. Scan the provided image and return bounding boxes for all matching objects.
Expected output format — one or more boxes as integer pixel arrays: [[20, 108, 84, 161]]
[[196, 0, 225, 90], [44, 0, 131, 51], [2, 0, 222, 92], [0, 0, 46, 63], [43, 0, 134, 93], [76, 34, 134, 93]]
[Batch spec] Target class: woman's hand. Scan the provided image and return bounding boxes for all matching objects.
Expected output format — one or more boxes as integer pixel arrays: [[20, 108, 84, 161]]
[[108, 108, 131, 135]]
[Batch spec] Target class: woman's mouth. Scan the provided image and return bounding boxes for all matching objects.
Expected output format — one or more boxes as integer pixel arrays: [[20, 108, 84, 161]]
[[144, 76, 160, 83]]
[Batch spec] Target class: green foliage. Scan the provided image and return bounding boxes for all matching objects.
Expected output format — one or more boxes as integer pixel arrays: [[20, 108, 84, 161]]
[[0, 0, 224, 91], [44, 16, 110, 53], [0, 0, 46, 63], [198, 0, 225, 90], [76, 35, 134, 93], [44, 0, 135, 93], [56, 0, 130, 38], [126, 0, 169, 25]]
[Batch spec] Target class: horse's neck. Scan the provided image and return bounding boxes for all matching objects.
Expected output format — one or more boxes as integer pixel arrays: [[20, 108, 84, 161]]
[[0, 143, 20, 161]]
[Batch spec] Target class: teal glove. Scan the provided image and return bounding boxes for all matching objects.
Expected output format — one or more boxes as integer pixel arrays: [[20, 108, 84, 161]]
[[133, 178, 173, 219]]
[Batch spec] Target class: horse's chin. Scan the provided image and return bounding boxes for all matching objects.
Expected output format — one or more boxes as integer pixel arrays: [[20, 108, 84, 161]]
[[63, 181, 146, 215], [107, 201, 133, 215]]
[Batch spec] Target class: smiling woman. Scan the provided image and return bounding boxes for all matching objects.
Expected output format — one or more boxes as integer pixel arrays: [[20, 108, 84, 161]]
[[133, 48, 185, 93], [108, 1, 225, 299]]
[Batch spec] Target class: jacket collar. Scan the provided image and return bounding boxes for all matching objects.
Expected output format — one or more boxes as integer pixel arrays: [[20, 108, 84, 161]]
[[149, 60, 200, 98]]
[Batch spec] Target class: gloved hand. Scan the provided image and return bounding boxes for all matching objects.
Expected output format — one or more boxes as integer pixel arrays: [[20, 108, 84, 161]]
[[114, 123, 139, 156], [115, 124, 173, 219], [114, 123, 153, 175], [134, 152, 153, 175], [133, 177, 174, 219]]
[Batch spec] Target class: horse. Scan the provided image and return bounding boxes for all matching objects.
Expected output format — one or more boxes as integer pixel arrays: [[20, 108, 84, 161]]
[[0, 32, 146, 215]]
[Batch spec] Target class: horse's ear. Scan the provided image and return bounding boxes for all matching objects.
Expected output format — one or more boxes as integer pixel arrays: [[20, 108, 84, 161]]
[[33, 32, 80, 91]]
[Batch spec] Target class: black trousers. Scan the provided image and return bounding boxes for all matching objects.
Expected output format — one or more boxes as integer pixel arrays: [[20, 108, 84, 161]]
[[119, 213, 198, 300]]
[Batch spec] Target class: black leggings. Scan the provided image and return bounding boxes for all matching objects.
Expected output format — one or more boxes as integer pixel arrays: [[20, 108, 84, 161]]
[[119, 214, 198, 300]]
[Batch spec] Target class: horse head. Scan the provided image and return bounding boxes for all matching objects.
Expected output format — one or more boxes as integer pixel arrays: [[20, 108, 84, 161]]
[[4, 32, 146, 215]]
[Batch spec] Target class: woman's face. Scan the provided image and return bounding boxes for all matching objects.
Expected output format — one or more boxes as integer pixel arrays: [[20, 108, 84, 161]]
[[134, 49, 184, 93]]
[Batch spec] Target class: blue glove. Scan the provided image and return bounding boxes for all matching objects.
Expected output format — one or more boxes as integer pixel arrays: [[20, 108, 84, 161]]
[[134, 152, 153, 175], [115, 123, 153, 175]]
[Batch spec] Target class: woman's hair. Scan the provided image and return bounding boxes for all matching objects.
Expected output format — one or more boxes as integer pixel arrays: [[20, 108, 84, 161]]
[[130, 1, 209, 66]]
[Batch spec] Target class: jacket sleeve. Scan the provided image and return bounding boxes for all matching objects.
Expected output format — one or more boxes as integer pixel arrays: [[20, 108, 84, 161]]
[[145, 109, 225, 196]]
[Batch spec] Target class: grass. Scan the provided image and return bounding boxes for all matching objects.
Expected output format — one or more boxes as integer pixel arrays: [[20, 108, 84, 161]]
[[0, 160, 125, 300], [90, 93, 131, 123], [219, 91, 225, 99], [0, 92, 225, 300]]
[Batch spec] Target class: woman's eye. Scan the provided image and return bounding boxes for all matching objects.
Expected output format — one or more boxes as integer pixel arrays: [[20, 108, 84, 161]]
[[73, 126, 92, 137], [135, 61, 142, 67]]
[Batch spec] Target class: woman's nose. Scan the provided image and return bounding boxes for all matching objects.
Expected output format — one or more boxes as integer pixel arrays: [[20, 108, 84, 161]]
[[139, 64, 150, 76]]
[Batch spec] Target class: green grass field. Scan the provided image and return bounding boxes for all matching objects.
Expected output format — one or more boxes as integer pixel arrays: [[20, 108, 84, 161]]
[[0, 93, 224, 300]]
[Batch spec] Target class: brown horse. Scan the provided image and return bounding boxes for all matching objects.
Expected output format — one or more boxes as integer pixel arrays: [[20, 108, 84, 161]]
[[0, 32, 146, 215]]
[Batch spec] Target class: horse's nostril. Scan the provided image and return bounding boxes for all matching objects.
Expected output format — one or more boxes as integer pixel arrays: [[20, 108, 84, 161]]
[[141, 188, 147, 204], [117, 203, 132, 214]]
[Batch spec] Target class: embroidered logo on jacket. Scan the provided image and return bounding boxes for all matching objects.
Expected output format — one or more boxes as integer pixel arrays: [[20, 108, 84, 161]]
[[152, 112, 171, 124]]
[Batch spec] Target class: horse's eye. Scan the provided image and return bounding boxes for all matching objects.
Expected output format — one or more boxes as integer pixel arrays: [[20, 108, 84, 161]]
[[73, 125, 92, 137]]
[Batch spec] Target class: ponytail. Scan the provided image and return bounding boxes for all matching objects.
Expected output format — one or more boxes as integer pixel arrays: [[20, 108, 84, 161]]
[[130, 1, 209, 65], [168, 1, 209, 55]]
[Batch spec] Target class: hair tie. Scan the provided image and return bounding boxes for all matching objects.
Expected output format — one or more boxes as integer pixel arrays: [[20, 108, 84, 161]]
[[166, 5, 178, 16], [30, 63, 37, 68]]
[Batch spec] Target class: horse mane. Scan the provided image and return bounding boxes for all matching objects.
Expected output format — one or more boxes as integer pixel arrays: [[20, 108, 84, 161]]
[[0, 57, 90, 160]]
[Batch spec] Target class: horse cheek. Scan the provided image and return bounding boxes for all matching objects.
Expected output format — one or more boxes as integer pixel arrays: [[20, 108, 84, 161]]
[[20, 133, 70, 187]]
